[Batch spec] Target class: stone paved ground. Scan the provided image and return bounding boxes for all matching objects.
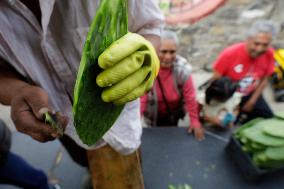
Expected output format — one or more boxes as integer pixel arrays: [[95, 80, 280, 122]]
[[175, 0, 284, 125], [173, 0, 284, 71]]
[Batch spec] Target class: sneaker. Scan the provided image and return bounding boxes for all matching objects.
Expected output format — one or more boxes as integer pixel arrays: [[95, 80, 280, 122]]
[[82, 172, 93, 189], [49, 184, 61, 189]]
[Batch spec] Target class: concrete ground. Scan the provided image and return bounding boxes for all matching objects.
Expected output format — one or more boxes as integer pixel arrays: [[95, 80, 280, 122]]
[[0, 0, 283, 187], [1, 70, 284, 189]]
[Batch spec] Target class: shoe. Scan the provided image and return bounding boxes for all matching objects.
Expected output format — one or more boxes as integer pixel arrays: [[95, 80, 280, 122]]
[[82, 172, 93, 189], [49, 183, 61, 189]]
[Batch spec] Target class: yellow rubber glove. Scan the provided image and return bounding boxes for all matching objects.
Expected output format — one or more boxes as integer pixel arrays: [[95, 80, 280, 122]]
[[96, 32, 160, 105]]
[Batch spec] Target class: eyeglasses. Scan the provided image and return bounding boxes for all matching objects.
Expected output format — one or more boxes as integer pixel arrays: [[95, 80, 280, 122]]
[[253, 41, 270, 47], [160, 50, 176, 54]]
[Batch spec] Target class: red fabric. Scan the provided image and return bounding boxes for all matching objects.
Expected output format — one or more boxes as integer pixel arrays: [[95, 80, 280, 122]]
[[140, 67, 201, 128], [213, 43, 275, 94], [213, 42, 275, 80], [140, 95, 147, 116], [182, 75, 202, 128], [166, 0, 226, 25]]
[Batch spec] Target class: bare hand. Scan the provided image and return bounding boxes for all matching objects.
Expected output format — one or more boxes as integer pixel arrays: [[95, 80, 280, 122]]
[[10, 85, 68, 142], [187, 127, 205, 141]]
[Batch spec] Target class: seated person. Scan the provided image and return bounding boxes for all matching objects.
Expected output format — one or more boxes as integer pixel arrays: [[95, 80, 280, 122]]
[[198, 77, 241, 128], [0, 119, 60, 189], [140, 30, 204, 141], [210, 20, 279, 124]]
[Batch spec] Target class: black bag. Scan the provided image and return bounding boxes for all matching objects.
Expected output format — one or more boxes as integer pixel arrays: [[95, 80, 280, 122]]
[[157, 76, 185, 126], [168, 106, 185, 124], [0, 119, 11, 165], [205, 76, 238, 104]]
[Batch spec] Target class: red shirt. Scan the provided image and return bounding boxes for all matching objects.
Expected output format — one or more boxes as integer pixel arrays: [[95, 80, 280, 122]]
[[213, 42, 274, 94], [140, 67, 201, 128]]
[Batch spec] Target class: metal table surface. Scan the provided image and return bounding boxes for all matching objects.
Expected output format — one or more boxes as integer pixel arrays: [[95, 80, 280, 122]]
[[141, 127, 284, 189]]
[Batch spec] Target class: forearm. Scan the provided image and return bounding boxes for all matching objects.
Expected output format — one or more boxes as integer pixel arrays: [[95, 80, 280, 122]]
[[142, 34, 161, 53], [187, 98, 201, 128], [211, 71, 222, 81], [0, 65, 66, 142], [200, 71, 222, 89], [0, 67, 29, 105], [183, 76, 201, 128], [248, 77, 268, 105]]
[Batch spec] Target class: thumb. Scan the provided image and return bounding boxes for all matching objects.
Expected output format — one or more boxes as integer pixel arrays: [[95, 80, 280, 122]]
[[24, 86, 53, 120]]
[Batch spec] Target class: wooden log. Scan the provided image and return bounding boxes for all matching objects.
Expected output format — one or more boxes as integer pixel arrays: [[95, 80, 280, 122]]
[[87, 145, 144, 189]]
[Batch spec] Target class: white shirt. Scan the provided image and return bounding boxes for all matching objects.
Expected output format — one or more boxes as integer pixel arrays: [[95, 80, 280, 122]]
[[197, 92, 242, 117], [0, 0, 164, 154]]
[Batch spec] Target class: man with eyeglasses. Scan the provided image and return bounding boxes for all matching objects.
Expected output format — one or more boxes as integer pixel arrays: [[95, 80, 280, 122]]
[[210, 20, 279, 124]]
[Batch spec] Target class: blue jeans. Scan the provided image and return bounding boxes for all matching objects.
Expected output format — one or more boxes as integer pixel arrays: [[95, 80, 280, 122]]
[[0, 151, 51, 189]]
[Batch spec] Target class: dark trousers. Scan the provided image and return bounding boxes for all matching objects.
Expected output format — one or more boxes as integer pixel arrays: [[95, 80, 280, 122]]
[[0, 152, 50, 189], [156, 106, 185, 127], [59, 135, 89, 167], [237, 94, 274, 124], [1, 120, 52, 189], [156, 115, 179, 127]]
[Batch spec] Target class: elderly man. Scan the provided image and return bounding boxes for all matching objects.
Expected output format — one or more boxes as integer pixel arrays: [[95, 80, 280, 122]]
[[211, 20, 279, 124], [0, 0, 163, 178], [0, 0, 163, 188]]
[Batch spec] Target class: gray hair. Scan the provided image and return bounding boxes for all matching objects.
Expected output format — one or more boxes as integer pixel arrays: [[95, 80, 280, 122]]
[[161, 30, 179, 46], [246, 20, 279, 38]]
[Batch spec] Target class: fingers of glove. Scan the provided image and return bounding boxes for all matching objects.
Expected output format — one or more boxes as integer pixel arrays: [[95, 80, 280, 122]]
[[112, 66, 156, 105], [113, 81, 149, 105], [96, 50, 148, 87], [98, 32, 147, 69], [101, 66, 151, 102]]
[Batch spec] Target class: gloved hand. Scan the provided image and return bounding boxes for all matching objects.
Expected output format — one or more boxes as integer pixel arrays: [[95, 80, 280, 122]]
[[96, 32, 160, 105]]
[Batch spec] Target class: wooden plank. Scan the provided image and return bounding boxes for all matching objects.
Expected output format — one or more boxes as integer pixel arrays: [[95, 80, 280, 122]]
[[87, 145, 144, 189]]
